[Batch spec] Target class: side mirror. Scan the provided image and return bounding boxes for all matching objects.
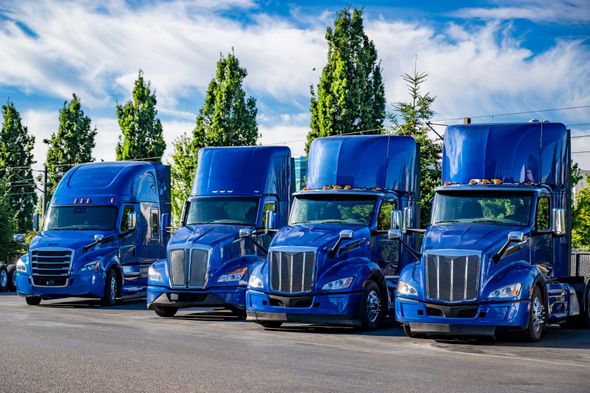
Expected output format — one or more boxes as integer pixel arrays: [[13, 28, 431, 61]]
[[161, 213, 170, 235], [239, 228, 253, 239], [32, 213, 39, 232], [265, 210, 276, 231], [13, 234, 25, 243], [507, 231, 525, 243], [93, 234, 104, 242], [387, 229, 402, 240], [552, 208, 566, 237], [339, 229, 353, 240], [403, 207, 413, 233], [390, 210, 402, 231], [181, 200, 190, 227]]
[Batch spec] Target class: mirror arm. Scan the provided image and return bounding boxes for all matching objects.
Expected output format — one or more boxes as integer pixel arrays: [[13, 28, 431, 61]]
[[398, 237, 422, 260], [328, 238, 344, 258], [405, 228, 426, 234], [244, 236, 268, 256]]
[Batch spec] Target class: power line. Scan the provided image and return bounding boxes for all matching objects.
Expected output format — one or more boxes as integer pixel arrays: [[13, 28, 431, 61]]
[[431, 105, 590, 123]]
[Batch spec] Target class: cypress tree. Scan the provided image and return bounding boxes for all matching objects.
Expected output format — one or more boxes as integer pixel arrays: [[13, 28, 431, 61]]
[[44, 94, 97, 198], [306, 7, 385, 152], [116, 70, 166, 162], [0, 102, 37, 232]]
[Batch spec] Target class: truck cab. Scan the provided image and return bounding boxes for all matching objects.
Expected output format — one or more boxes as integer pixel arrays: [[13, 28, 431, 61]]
[[15, 161, 171, 306], [396, 122, 590, 341], [147, 146, 292, 318], [246, 135, 420, 329]]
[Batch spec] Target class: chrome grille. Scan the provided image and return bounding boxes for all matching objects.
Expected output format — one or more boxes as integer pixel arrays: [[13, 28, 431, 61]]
[[270, 250, 315, 294], [31, 248, 73, 287], [169, 248, 210, 288], [425, 254, 479, 302]]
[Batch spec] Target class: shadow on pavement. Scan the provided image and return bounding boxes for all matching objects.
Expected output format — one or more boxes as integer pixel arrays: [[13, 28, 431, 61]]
[[256, 318, 405, 337], [173, 308, 245, 322], [37, 298, 146, 311]]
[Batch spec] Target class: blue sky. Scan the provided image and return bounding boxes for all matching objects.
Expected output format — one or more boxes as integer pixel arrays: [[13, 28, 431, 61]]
[[0, 0, 589, 167]]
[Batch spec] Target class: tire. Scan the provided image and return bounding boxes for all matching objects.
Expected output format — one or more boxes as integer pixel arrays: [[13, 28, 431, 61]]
[[153, 306, 178, 317], [25, 296, 41, 306], [403, 324, 426, 338], [100, 268, 118, 306], [0, 266, 8, 292], [7, 264, 16, 291], [359, 281, 384, 330], [259, 321, 283, 329], [520, 286, 545, 342]]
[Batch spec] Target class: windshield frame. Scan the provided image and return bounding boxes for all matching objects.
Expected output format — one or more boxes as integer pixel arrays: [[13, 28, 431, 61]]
[[431, 189, 535, 227], [185, 195, 261, 226], [42, 205, 119, 231], [288, 193, 379, 227]]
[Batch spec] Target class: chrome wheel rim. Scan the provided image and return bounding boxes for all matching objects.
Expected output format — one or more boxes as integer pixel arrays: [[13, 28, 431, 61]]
[[531, 296, 545, 334], [0, 269, 7, 288], [367, 290, 381, 323], [110, 276, 117, 302]]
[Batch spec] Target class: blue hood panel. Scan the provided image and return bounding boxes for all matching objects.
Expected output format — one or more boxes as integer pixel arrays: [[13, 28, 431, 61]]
[[30, 230, 114, 253], [272, 224, 369, 250], [169, 224, 248, 249], [423, 224, 528, 255]]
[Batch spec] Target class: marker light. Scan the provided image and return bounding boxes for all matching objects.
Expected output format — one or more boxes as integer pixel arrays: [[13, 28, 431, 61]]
[[481, 179, 490, 185], [323, 185, 330, 190], [110, 197, 115, 203], [87, 197, 91, 204], [492, 179, 502, 185], [344, 185, 352, 190], [333, 185, 340, 190], [303, 187, 309, 191], [73, 198, 78, 203], [80, 198, 85, 203], [443, 181, 451, 186], [469, 179, 479, 185]]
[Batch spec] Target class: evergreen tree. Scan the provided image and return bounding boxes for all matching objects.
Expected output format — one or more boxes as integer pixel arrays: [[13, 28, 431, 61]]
[[0, 102, 37, 233], [171, 52, 258, 223], [306, 7, 385, 152], [116, 70, 166, 162], [392, 67, 442, 228], [44, 94, 97, 199], [573, 178, 590, 249], [0, 180, 18, 262]]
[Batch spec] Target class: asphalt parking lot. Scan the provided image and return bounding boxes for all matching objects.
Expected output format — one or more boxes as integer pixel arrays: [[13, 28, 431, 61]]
[[0, 293, 588, 393]]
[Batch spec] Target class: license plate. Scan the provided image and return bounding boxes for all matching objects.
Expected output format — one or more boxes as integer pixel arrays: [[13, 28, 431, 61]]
[[170, 293, 179, 301]]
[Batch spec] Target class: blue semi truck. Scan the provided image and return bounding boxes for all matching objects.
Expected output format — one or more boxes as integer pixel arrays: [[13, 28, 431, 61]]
[[246, 135, 420, 329], [396, 122, 590, 341], [14, 161, 171, 306], [147, 146, 292, 318]]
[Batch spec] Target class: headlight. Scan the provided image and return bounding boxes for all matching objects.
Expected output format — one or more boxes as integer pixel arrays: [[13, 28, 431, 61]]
[[397, 281, 418, 297], [16, 259, 27, 272], [322, 277, 353, 291], [148, 266, 164, 282], [80, 260, 101, 272], [488, 283, 522, 299], [217, 267, 248, 283], [248, 274, 264, 289]]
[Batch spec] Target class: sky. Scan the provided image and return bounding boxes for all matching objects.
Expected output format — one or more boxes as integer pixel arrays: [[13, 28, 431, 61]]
[[0, 0, 589, 168]]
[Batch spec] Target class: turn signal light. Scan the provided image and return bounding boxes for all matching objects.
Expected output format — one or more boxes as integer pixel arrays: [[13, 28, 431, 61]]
[[492, 179, 502, 185]]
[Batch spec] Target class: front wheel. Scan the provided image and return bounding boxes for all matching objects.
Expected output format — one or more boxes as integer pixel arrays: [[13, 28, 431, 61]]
[[100, 269, 118, 306], [25, 296, 41, 306], [153, 306, 178, 317], [0, 266, 8, 292], [8, 264, 16, 291], [521, 286, 545, 342], [359, 281, 384, 330]]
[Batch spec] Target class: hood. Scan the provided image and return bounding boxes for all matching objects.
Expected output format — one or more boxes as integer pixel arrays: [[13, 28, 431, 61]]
[[271, 224, 369, 250], [169, 224, 251, 249], [422, 223, 529, 256], [30, 230, 115, 253]]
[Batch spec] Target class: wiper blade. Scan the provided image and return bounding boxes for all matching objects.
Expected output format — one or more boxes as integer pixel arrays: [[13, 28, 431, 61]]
[[435, 220, 460, 224], [472, 219, 503, 224]]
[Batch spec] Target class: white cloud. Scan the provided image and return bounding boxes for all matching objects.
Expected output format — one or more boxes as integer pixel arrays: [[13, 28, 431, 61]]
[[2, 1, 590, 168], [453, 0, 590, 23]]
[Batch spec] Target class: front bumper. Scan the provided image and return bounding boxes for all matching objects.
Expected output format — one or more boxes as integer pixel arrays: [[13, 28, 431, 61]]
[[16, 271, 106, 299], [246, 289, 362, 326], [147, 285, 246, 310], [395, 297, 530, 335]]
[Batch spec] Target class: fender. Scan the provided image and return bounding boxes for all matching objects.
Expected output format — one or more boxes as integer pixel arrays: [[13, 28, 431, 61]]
[[318, 257, 384, 293], [481, 260, 542, 302], [102, 254, 123, 285]]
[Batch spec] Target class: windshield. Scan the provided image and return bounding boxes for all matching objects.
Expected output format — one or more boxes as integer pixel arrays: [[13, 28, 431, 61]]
[[290, 195, 377, 226], [432, 191, 533, 226], [43, 206, 118, 230], [186, 197, 260, 225]]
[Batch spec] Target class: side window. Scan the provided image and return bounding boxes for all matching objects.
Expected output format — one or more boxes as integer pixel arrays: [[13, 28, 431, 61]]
[[261, 201, 277, 227], [536, 196, 550, 231], [377, 201, 396, 231], [120, 205, 136, 233], [150, 207, 160, 240]]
